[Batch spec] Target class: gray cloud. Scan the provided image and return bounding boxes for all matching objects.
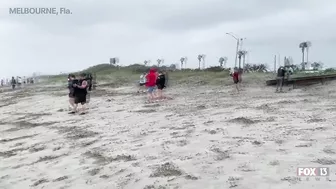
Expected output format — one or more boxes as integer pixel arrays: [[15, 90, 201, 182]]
[[0, 0, 336, 77]]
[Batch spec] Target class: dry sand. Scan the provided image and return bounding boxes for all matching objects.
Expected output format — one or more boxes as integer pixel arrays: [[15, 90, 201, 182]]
[[0, 82, 336, 189]]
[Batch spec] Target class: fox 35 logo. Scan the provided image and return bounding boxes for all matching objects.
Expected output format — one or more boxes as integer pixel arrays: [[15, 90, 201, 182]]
[[297, 167, 329, 176]]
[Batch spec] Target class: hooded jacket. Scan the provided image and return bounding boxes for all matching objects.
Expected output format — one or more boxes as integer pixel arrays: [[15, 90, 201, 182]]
[[156, 73, 166, 87], [146, 68, 157, 87]]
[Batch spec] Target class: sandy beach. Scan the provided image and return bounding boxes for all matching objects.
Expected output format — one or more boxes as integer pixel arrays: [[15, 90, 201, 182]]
[[1, 82, 336, 189]]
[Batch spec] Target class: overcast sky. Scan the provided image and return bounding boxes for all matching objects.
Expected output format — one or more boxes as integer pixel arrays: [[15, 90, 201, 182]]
[[1, 0, 336, 78]]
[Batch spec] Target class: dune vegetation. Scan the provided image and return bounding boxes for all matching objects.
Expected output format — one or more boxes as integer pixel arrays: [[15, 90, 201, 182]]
[[42, 63, 336, 87]]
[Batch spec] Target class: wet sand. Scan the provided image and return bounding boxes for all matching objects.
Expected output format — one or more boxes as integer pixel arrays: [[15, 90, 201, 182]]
[[0, 82, 336, 189]]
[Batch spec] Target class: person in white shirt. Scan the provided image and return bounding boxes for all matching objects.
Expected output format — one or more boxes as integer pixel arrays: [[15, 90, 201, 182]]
[[137, 72, 147, 93], [17, 77, 22, 88]]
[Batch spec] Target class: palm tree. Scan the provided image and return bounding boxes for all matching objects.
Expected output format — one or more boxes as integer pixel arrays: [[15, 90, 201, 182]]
[[244, 63, 252, 72], [311, 61, 323, 70], [237, 51, 246, 69], [300, 62, 307, 70], [110, 58, 115, 65], [218, 57, 228, 68], [110, 57, 119, 68], [299, 41, 311, 70], [180, 57, 185, 69], [306, 41, 312, 68], [201, 54, 206, 69], [219, 57, 224, 67], [223, 57, 228, 68], [144, 60, 151, 66], [241, 51, 247, 68], [197, 54, 202, 70], [299, 42, 306, 67]]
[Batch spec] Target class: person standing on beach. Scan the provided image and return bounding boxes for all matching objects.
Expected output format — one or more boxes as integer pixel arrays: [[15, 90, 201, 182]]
[[156, 71, 166, 99], [138, 72, 147, 93], [145, 68, 157, 102], [232, 67, 240, 93], [67, 74, 77, 113], [276, 66, 286, 92], [85, 73, 92, 105], [11, 76, 16, 89], [17, 77, 22, 88], [285, 66, 292, 86], [72, 73, 88, 115], [164, 71, 169, 88]]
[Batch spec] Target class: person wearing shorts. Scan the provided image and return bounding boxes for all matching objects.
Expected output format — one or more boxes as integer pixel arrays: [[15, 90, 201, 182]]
[[232, 67, 240, 93], [145, 68, 157, 102], [72, 73, 88, 115], [138, 72, 147, 93], [156, 71, 166, 99]]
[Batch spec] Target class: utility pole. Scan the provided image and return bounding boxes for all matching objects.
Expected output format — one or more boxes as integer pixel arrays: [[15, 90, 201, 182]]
[[242, 52, 246, 69], [226, 33, 246, 68], [235, 40, 239, 67], [239, 38, 244, 51], [278, 54, 281, 68], [202, 58, 205, 70], [274, 55, 277, 73]]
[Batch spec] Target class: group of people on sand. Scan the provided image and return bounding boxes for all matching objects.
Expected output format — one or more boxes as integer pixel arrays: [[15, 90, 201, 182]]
[[230, 65, 292, 94], [65, 65, 288, 114], [0, 76, 35, 89], [138, 67, 241, 99], [137, 68, 167, 103], [67, 73, 93, 115]]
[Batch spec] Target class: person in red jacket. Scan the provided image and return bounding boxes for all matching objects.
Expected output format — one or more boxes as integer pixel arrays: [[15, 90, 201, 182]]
[[146, 68, 157, 102], [232, 67, 240, 93]]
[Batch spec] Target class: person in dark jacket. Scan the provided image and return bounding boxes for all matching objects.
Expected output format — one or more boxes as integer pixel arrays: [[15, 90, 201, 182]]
[[11, 76, 16, 90], [156, 71, 166, 99], [72, 73, 88, 115], [86, 73, 93, 91], [85, 73, 92, 105], [276, 66, 286, 92]]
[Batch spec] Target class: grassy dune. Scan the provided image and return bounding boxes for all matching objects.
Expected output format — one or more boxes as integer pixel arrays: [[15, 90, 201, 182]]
[[42, 64, 275, 86], [41, 64, 336, 87]]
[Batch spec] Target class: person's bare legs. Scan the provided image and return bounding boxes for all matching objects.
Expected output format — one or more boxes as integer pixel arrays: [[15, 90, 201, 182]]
[[148, 87, 158, 102], [79, 103, 87, 114], [147, 88, 153, 102], [158, 89, 166, 99], [74, 104, 78, 112], [86, 93, 90, 109], [69, 103, 78, 114], [235, 83, 239, 93], [147, 93, 154, 102], [152, 88, 157, 99], [156, 89, 162, 99], [275, 77, 283, 92], [137, 85, 142, 93], [69, 97, 75, 110]]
